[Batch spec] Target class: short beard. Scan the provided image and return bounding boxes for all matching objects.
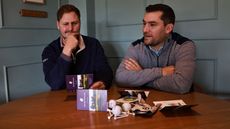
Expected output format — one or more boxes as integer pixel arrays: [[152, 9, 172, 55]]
[[144, 37, 160, 46], [149, 41, 161, 48], [144, 38, 163, 50]]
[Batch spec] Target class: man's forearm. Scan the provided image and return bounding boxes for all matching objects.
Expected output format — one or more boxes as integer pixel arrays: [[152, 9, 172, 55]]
[[151, 71, 194, 94], [115, 65, 162, 86], [44, 56, 71, 90]]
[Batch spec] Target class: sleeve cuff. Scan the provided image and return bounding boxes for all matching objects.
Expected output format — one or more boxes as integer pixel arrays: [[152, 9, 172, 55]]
[[60, 53, 72, 62]]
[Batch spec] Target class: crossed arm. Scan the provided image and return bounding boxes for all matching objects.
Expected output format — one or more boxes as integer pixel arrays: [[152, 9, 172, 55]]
[[124, 58, 175, 76], [115, 43, 196, 94]]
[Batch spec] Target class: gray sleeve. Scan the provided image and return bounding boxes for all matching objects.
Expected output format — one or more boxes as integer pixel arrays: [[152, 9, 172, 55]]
[[149, 41, 196, 94], [115, 45, 162, 87]]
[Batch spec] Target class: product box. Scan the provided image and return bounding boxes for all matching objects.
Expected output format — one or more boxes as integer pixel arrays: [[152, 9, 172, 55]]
[[66, 74, 93, 91], [76, 89, 108, 111]]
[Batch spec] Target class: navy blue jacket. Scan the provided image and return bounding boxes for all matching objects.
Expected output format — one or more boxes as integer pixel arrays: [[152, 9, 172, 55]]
[[42, 35, 113, 90]]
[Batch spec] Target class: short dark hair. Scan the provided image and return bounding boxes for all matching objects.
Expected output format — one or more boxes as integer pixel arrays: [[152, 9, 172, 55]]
[[145, 4, 175, 25], [57, 4, 81, 21]]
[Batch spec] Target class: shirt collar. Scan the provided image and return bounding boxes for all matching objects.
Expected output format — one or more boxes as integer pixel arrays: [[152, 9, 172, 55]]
[[76, 35, 85, 53], [148, 45, 163, 56]]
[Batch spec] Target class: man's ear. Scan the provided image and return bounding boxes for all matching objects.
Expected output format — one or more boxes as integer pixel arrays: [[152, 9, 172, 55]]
[[56, 21, 60, 30], [166, 23, 174, 34]]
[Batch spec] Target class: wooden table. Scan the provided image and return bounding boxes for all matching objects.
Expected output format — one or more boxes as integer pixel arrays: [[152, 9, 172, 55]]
[[0, 85, 229, 129]]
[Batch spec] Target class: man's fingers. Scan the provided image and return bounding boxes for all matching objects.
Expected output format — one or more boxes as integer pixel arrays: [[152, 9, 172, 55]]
[[162, 66, 175, 76], [90, 81, 105, 89], [128, 58, 139, 67], [124, 59, 136, 70], [124, 58, 142, 71]]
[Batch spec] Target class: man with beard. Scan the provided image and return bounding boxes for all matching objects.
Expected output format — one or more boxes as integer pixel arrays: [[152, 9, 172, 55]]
[[42, 4, 113, 90], [115, 4, 196, 94]]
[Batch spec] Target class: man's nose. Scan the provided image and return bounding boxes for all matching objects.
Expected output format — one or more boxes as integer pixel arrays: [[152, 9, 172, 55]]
[[143, 24, 149, 33], [68, 24, 74, 31]]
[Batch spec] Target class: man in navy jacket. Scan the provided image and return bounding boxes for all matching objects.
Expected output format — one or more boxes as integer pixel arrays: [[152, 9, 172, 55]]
[[42, 4, 113, 90]]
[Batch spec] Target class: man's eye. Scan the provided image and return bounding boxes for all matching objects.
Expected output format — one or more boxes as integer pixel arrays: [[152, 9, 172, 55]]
[[150, 23, 156, 27], [72, 22, 78, 26]]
